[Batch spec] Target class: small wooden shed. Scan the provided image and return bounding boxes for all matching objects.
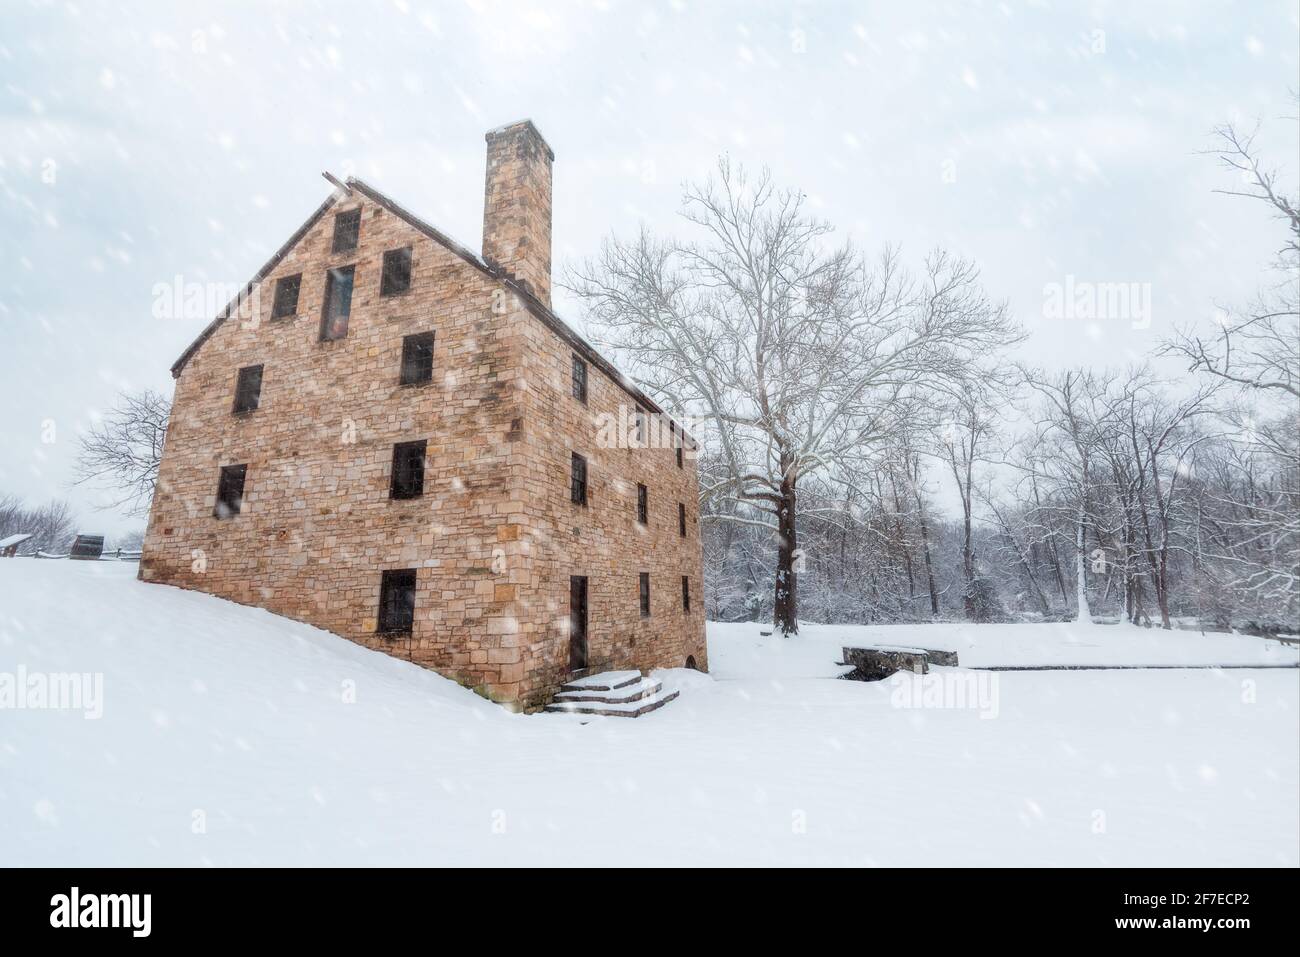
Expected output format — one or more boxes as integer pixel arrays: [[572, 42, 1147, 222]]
[[0, 533, 34, 557], [69, 534, 106, 560]]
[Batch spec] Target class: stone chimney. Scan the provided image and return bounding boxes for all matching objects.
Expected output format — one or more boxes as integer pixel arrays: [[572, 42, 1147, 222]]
[[482, 119, 554, 308]]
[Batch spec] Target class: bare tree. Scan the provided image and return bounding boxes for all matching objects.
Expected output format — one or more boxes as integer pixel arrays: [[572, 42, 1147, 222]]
[[567, 158, 1018, 635], [1167, 107, 1299, 399], [0, 494, 79, 555], [897, 442, 943, 617], [0, 493, 24, 537], [113, 528, 147, 551], [932, 374, 1011, 621], [1189, 409, 1300, 627], [30, 500, 79, 554], [1160, 98, 1300, 630], [1106, 371, 1220, 628], [72, 389, 170, 516], [1016, 369, 1121, 623], [978, 482, 1054, 617]]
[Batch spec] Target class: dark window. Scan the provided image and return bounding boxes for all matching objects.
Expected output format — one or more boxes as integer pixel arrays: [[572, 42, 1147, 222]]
[[682, 575, 690, 612], [400, 332, 435, 385], [679, 502, 687, 537], [270, 274, 301, 320], [232, 364, 263, 414], [571, 354, 588, 403], [378, 568, 417, 634], [332, 208, 361, 253], [635, 407, 646, 447], [380, 247, 413, 296], [213, 464, 247, 519], [637, 483, 648, 524], [390, 440, 427, 499], [320, 265, 355, 341], [571, 452, 587, 506], [639, 572, 651, 618], [673, 422, 684, 468]]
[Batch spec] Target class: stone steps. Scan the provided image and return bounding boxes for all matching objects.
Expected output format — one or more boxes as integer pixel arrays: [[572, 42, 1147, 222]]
[[544, 672, 679, 718], [558, 670, 643, 694], [552, 676, 664, 704]]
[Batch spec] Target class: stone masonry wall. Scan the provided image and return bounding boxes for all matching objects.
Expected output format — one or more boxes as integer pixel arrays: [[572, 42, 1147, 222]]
[[507, 300, 709, 710], [140, 194, 532, 701], [140, 188, 706, 710]]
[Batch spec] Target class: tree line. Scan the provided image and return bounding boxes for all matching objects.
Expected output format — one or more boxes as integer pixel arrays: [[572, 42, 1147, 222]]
[[568, 105, 1298, 635], [17, 106, 1295, 637]]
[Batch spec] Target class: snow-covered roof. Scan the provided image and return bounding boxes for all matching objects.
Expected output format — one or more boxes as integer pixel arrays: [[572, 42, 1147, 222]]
[[0, 533, 34, 548]]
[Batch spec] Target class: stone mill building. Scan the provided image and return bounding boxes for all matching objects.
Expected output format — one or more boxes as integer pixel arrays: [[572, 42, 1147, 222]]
[[140, 120, 708, 711]]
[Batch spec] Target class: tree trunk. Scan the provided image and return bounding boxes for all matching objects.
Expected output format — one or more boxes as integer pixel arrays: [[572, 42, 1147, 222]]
[[888, 474, 916, 605], [1075, 507, 1092, 624], [1123, 517, 1137, 624], [914, 494, 940, 617], [961, 504, 976, 620], [999, 517, 1051, 617], [773, 470, 799, 637], [1155, 553, 1172, 630], [1045, 540, 1069, 602]]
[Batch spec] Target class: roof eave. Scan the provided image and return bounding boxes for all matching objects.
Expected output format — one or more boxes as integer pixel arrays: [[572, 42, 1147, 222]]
[[169, 193, 340, 378]]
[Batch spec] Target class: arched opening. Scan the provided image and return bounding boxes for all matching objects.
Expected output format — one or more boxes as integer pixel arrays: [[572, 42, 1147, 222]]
[[685, 655, 698, 671]]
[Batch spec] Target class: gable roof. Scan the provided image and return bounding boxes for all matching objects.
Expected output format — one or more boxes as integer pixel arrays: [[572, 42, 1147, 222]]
[[170, 192, 339, 378], [168, 177, 685, 436]]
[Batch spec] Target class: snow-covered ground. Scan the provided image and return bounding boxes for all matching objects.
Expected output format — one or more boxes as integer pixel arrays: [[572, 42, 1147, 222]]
[[2, 560, 1296, 866], [709, 618, 1300, 678]]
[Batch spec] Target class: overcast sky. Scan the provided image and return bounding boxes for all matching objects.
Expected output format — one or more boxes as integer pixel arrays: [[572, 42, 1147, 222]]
[[2, 0, 1297, 536]]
